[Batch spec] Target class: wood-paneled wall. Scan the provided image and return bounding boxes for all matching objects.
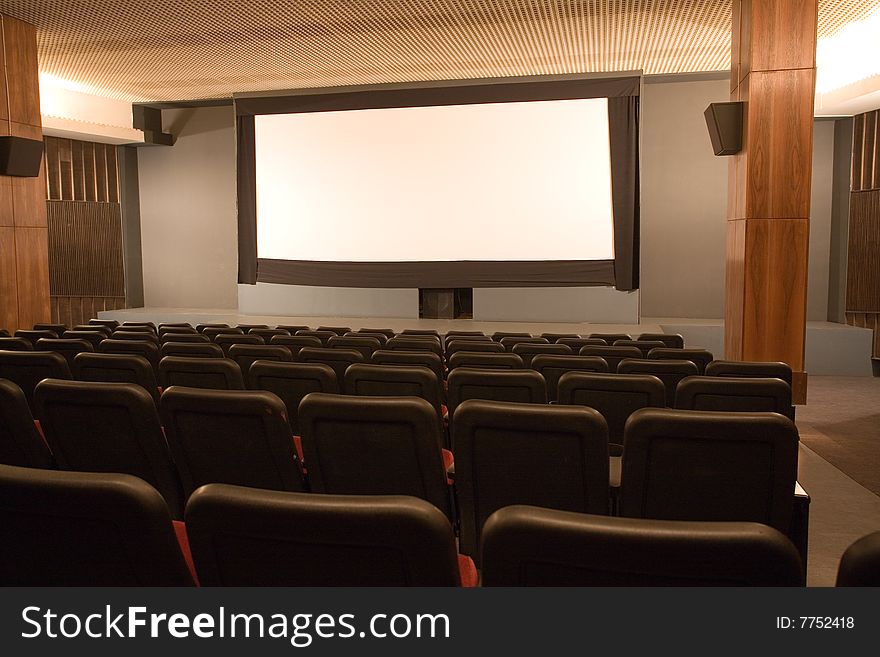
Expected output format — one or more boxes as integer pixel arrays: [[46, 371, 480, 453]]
[[44, 136, 126, 327], [845, 109, 880, 357], [0, 14, 50, 333]]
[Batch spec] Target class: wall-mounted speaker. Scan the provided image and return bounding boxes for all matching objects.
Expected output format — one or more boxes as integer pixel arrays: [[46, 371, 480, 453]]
[[704, 102, 744, 156], [0, 136, 44, 177]]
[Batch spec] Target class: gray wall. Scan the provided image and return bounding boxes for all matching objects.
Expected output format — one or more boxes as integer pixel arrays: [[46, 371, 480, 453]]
[[134, 86, 842, 322], [138, 106, 239, 309]]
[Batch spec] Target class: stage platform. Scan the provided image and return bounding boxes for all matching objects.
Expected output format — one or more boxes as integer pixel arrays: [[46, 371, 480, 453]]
[[98, 308, 875, 377]]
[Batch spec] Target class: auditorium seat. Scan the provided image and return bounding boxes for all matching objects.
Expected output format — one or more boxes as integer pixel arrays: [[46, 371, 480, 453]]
[[88, 319, 120, 331], [557, 372, 665, 456], [160, 387, 305, 500], [100, 338, 162, 370], [72, 324, 112, 337], [159, 341, 225, 359], [345, 331, 388, 345], [158, 356, 245, 390], [202, 326, 243, 340], [299, 393, 450, 517], [344, 363, 444, 421], [33, 323, 68, 335], [0, 351, 71, 409], [619, 408, 799, 535], [446, 339, 505, 358], [0, 465, 195, 586], [0, 337, 34, 351], [110, 329, 159, 345], [511, 342, 572, 367], [617, 358, 699, 406], [214, 333, 265, 354], [276, 324, 310, 334], [227, 343, 293, 376], [541, 332, 580, 342], [158, 322, 193, 331], [122, 321, 156, 330], [34, 379, 184, 518], [530, 355, 609, 401], [675, 376, 793, 417], [445, 330, 485, 338], [448, 352, 524, 371], [454, 400, 610, 564], [73, 353, 160, 404], [157, 326, 198, 338], [0, 329, 9, 337], [61, 330, 107, 350], [317, 325, 352, 336], [704, 359, 793, 387], [196, 323, 230, 334], [36, 337, 94, 369], [648, 347, 714, 374], [557, 337, 608, 351], [159, 332, 211, 344], [269, 334, 324, 357], [361, 327, 397, 339], [578, 345, 642, 371], [0, 379, 54, 468], [295, 329, 336, 346], [387, 336, 443, 356], [500, 336, 550, 351], [328, 335, 382, 360], [235, 324, 269, 331], [248, 328, 290, 341], [588, 332, 632, 344], [446, 368, 547, 424], [836, 531, 880, 586], [371, 349, 445, 383], [297, 347, 364, 392], [613, 339, 668, 357], [638, 332, 685, 349], [185, 485, 473, 586], [491, 331, 532, 342], [480, 506, 803, 586], [14, 329, 58, 346], [247, 361, 338, 435]]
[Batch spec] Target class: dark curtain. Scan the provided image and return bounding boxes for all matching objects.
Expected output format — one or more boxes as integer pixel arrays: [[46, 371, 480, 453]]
[[608, 95, 640, 291], [236, 114, 258, 284]]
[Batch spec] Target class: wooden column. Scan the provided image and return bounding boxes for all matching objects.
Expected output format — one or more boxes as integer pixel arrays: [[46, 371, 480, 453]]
[[726, 0, 817, 403], [0, 14, 49, 333]]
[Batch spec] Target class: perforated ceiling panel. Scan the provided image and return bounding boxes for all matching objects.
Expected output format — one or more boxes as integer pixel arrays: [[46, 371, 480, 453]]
[[0, 0, 876, 102]]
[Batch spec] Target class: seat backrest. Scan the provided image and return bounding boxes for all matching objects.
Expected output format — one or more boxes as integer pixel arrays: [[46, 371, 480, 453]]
[[328, 335, 382, 360], [214, 333, 264, 354], [638, 332, 685, 349], [578, 345, 643, 371], [620, 408, 799, 532], [158, 356, 244, 390], [227, 343, 292, 376], [837, 531, 880, 586], [447, 368, 547, 419], [73, 352, 159, 403], [160, 386, 305, 500], [73, 324, 112, 337], [500, 336, 550, 351], [202, 326, 241, 339], [491, 331, 532, 342], [317, 325, 352, 336], [386, 336, 443, 356], [159, 332, 211, 344], [235, 324, 269, 331], [0, 465, 194, 586], [345, 331, 388, 345], [248, 328, 290, 341], [269, 334, 323, 357], [530, 355, 609, 401], [454, 400, 609, 563], [0, 337, 34, 351], [675, 376, 793, 416], [371, 349, 445, 382], [99, 338, 161, 370], [558, 337, 608, 351], [511, 342, 572, 367], [481, 506, 802, 586], [110, 329, 159, 344], [0, 379, 53, 468], [89, 318, 120, 330], [121, 321, 156, 330], [446, 339, 506, 358], [588, 332, 632, 344], [159, 341, 225, 359], [613, 339, 668, 357], [247, 361, 338, 434], [297, 347, 364, 392], [0, 350, 72, 408], [344, 363, 443, 420], [445, 330, 485, 338], [158, 324, 195, 335], [294, 329, 336, 346], [34, 379, 183, 517], [704, 359, 793, 387], [299, 393, 450, 516], [196, 323, 229, 333], [14, 329, 57, 346], [361, 327, 397, 338], [274, 324, 308, 334], [448, 351, 524, 371], [649, 347, 714, 374], [617, 358, 700, 406], [36, 337, 94, 368], [34, 323, 68, 335], [541, 332, 581, 342], [557, 372, 665, 446], [186, 485, 461, 586]]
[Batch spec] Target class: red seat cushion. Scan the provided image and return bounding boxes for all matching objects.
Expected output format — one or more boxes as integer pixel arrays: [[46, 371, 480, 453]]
[[458, 554, 478, 587], [172, 520, 199, 585]]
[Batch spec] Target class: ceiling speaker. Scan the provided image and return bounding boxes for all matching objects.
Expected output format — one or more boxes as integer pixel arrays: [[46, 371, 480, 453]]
[[704, 102, 743, 156], [0, 136, 44, 177]]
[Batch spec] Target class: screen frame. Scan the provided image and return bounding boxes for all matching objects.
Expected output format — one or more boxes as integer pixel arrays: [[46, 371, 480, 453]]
[[235, 73, 640, 290]]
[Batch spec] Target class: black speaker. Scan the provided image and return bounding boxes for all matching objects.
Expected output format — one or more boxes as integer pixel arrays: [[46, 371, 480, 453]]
[[704, 102, 743, 156], [0, 136, 44, 177]]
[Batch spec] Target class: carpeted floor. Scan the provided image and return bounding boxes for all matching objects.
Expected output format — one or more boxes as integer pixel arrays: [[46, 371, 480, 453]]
[[796, 376, 880, 497]]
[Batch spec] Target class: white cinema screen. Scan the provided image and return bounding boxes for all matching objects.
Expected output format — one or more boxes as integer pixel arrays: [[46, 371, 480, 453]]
[[254, 98, 615, 263]]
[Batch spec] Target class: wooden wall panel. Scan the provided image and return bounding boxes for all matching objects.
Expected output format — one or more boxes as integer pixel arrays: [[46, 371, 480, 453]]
[[724, 218, 746, 360], [14, 227, 50, 330], [44, 137, 120, 203], [1, 16, 40, 127], [51, 295, 127, 330], [747, 0, 817, 72], [0, 226, 18, 331]]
